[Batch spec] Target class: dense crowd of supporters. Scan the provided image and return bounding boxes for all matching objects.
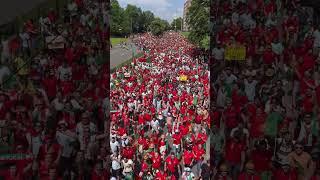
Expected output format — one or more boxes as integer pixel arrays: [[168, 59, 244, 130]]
[[0, 0, 109, 179], [211, 0, 320, 179], [110, 32, 210, 180]]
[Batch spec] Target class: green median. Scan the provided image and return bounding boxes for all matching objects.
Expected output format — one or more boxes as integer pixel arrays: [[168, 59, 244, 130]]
[[111, 37, 128, 46]]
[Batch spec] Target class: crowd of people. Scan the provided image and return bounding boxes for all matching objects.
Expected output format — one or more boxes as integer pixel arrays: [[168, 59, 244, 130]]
[[211, 0, 320, 179], [110, 32, 210, 180], [0, 0, 109, 179]]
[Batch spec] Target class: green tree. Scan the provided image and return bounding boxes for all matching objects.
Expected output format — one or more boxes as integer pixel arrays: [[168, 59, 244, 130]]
[[110, 0, 167, 36], [141, 11, 155, 32], [150, 18, 167, 36], [110, 0, 124, 36], [123, 4, 143, 34], [171, 17, 183, 31], [186, 0, 209, 49]]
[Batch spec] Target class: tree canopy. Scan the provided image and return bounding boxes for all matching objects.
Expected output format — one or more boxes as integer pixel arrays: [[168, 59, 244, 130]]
[[110, 0, 170, 36], [171, 17, 183, 31], [186, 0, 210, 49], [150, 18, 171, 36]]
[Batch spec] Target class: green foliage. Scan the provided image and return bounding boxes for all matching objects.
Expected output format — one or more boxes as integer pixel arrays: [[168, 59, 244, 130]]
[[111, 37, 128, 46], [110, 0, 125, 36], [181, 31, 190, 38], [186, 0, 210, 49], [110, 0, 169, 36], [171, 17, 183, 31], [150, 18, 169, 36]]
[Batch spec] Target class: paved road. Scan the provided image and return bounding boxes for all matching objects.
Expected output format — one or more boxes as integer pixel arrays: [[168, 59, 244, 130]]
[[110, 43, 139, 69]]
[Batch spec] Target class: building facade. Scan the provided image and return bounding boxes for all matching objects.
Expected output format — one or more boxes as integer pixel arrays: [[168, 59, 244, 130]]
[[183, 0, 192, 31]]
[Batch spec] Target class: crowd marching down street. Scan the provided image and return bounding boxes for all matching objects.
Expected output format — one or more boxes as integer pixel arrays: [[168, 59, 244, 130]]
[[110, 32, 210, 180]]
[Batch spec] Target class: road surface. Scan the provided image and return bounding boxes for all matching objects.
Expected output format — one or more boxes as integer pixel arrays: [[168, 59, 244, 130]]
[[110, 42, 138, 69]]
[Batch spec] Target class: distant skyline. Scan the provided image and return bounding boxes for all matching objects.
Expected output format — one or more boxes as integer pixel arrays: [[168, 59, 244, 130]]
[[118, 0, 185, 22]]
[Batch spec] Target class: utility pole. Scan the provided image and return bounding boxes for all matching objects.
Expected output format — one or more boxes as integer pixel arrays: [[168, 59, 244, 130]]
[[131, 17, 133, 38], [181, 17, 183, 31], [175, 19, 177, 32]]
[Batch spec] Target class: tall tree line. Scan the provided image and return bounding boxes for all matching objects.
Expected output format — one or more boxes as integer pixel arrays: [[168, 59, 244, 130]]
[[186, 0, 210, 49], [110, 0, 171, 36]]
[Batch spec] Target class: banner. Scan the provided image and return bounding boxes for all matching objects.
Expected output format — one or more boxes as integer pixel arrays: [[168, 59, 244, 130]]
[[0, 153, 33, 162], [46, 36, 65, 49], [224, 45, 246, 61], [179, 75, 188, 82]]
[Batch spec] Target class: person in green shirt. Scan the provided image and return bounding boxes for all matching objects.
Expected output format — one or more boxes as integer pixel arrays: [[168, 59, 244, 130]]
[[14, 53, 29, 77], [210, 125, 225, 167], [265, 106, 283, 138]]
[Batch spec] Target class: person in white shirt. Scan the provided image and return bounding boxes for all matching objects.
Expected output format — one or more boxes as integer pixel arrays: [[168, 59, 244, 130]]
[[19, 31, 31, 57], [230, 122, 249, 140], [76, 112, 97, 153], [181, 167, 196, 180], [51, 92, 65, 111], [232, 12, 239, 25], [110, 137, 120, 154], [224, 67, 238, 85], [212, 44, 225, 61], [26, 122, 44, 157], [57, 61, 72, 81], [244, 76, 258, 102], [265, 15, 277, 28], [111, 153, 122, 178], [56, 120, 77, 176], [313, 26, 320, 54], [0, 65, 10, 84], [122, 158, 134, 178], [150, 118, 160, 132]]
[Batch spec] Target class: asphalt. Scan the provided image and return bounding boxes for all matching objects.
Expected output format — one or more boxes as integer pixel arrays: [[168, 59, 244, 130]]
[[110, 43, 138, 69]]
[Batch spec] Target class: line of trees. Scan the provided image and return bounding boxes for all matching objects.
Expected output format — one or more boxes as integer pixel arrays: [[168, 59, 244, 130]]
[[111, 0, 177, 36], [186, 0, 210, 49]]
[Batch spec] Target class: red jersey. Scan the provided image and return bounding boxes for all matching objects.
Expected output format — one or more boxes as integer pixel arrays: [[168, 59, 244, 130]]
[[273, 169, 297, 180], [155, 172, 167, 180], [151, 155, 161, 169], [225, 139, 246, 164], [183, 150, 194, 166], [165, 156, 179, 172], [238, 173, 261, 180], [172, 133, 182, 145], [251, 150, 272, 172], [192, 146, 205, 161]]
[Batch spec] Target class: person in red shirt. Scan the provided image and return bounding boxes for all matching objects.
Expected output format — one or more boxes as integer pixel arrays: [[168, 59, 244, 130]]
[[151, 152, 161, 170], [250, 140, 272, 177], [91, 161, 108, 180], [42, 71, 58, 101], [273, 162, 298, 180], [3, 164, 22, 180], [172, 131, 183, 154], [263, 45, 277, 65], [155, 169, 167, 180], [225, 132, 246, 179], [38, 134, 61, 179], [224, 103, 240, 132], [182, 149, 194, 168], [238, 162, 261, 180], [192, 143, 205, 176], [165, 152, 180, 178]]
